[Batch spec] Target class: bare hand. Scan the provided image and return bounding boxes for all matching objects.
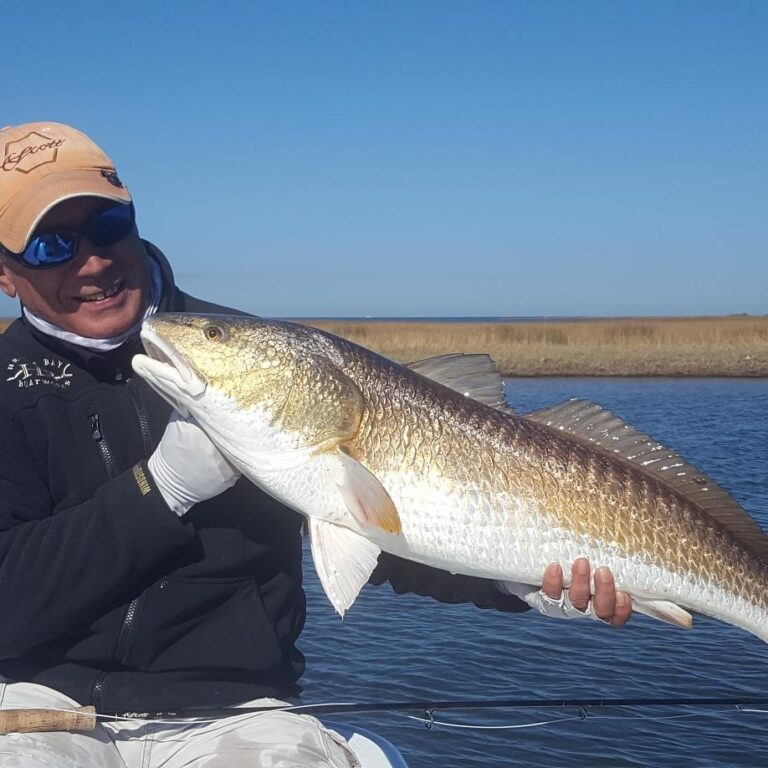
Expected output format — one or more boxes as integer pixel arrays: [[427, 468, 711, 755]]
[[541, 558, 632, 627]]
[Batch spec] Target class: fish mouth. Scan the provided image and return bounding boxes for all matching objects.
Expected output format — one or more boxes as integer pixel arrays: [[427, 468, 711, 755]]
[[132, 325, 207, 414]]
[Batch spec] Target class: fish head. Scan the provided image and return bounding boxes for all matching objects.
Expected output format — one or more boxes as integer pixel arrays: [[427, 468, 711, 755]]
[[132, 313, 364, 467], [134, 313, 296, 416]]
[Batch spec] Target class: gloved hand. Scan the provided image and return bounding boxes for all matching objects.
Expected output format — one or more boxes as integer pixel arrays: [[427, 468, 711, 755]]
[[514, 585, 608, 622], [498, 559, 632, 626], [147, 411, 241, 516]]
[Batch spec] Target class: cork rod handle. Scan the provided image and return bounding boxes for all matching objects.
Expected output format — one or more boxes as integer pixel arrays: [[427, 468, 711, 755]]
[[0, 706, 97, 734]]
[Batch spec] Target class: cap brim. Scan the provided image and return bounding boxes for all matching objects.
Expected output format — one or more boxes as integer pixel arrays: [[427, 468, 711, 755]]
[[1, 169, 132, 253]]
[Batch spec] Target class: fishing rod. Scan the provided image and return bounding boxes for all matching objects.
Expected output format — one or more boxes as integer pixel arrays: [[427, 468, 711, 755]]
[[2, 696, 767, 735], [111, 696, 768, 720]]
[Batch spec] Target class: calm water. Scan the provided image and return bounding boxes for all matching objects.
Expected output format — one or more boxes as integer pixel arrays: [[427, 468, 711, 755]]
[[298, 378, 768, 768]]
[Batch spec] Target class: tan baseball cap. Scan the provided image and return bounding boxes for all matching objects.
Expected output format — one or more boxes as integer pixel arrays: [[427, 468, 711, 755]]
[[0, 122, 132, 253]]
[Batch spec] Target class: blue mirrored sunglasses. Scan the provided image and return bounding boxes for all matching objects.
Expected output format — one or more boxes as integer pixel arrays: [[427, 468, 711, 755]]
[[3, 201, 136, 269]]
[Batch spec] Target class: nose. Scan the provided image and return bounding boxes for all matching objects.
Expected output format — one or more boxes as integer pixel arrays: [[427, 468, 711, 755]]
[[73, 239, 114, 273]]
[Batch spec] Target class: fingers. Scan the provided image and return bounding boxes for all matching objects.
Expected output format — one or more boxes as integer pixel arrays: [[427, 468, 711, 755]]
[[568, 558, 591, 612], [591, 566, 633, 626], [542, 558, 633, 626], [611, 591, 633, 627], [591, 565, 615, 618], [541, 562, 564, 600]]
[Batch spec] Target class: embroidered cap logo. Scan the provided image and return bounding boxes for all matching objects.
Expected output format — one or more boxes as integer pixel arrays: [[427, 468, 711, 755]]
[[2, 131, 66, 174]]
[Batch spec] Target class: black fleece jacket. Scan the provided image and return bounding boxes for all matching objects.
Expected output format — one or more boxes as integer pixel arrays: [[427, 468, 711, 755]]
[[0, 244, 524, 711]]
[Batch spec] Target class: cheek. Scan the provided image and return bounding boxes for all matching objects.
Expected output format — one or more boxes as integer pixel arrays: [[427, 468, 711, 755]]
[[6, 270, 71, 312], [31, 272, 66, 298], [114, 237, 150, 282], [117, 229, 145, 258]]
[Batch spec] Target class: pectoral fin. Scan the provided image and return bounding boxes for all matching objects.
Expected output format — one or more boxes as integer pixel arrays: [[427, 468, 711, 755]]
[[309, 518, 382, 617], [336, 450, 402, 534]]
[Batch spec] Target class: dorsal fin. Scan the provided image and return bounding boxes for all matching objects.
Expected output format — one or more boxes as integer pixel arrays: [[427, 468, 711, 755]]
[[407, 353, 513, 413], [525, 399, 768, 563]]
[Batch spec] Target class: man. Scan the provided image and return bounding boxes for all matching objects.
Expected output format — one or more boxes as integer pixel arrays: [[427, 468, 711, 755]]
[[0, 122, 631, 766]]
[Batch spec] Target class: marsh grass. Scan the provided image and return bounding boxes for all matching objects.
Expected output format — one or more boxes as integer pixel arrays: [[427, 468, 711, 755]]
[[1, 315, 764, 376], [302, 317, 768, 376]]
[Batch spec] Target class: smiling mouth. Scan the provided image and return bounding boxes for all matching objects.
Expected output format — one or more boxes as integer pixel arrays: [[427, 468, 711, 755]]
[[77, 279, 124, 303]]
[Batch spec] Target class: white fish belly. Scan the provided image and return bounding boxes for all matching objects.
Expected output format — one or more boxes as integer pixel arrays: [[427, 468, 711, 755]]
[[372, 468, 572, 580], [196, 391, 767, 641], [195, 395, 366, 531], [373, 471, 768, 641]]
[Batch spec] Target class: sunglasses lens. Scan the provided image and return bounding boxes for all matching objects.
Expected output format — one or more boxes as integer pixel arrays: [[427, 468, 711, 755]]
[[85, 202, 135, 246], [22, 235, 77, 267], [11, 202, 136, 268]]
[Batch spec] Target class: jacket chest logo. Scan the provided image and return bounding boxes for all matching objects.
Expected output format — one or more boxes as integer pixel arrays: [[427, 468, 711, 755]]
[[6, 357, 74, 388]]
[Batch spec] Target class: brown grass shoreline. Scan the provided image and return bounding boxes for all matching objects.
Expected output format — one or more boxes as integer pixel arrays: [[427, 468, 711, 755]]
[[2, 316, 766, 377], [302, 317, 768, 377]]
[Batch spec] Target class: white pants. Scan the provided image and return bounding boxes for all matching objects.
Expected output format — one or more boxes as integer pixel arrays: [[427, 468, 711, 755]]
[[0, 681, 359, 768]]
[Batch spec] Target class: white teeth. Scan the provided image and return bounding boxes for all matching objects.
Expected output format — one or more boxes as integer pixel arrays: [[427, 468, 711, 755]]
[[79, 281, 122, 303]]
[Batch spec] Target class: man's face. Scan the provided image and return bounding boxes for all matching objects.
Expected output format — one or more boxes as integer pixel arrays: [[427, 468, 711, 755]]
[[0, 197, 152, 339]]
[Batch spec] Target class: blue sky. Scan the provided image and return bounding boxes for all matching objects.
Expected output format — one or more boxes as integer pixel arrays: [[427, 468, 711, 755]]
[[3, 1, 767, 318]]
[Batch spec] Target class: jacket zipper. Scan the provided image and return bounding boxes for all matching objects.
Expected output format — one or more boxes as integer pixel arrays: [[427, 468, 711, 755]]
[[88, 407, 144, 706], [89, 413, 117, 478], [92, 673, 106, 710], [126, 377, 153, 456], [93, 588, 140, 707], [112, 597, 141, 661], [111, 379, 160, 664]]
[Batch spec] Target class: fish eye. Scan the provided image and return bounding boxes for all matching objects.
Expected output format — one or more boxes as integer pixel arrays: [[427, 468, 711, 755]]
[[203, 324, 228, 342]]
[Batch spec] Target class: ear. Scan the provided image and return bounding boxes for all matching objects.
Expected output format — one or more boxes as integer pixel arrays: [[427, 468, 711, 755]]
[[0, 259, 19, 299]]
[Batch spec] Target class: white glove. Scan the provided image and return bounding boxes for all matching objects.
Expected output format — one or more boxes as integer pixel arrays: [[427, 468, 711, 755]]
[[521, 588, 607, 623], [498, 581, 608, 623], [148, 411, 241, 516]]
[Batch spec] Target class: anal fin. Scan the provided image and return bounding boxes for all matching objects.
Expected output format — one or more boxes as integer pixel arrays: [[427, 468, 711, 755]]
[[309, 518, 382, 617]]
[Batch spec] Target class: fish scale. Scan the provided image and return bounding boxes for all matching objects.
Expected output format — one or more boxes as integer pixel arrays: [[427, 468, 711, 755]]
[[346, 351, 768, 629], [132, 313, 768, 643]]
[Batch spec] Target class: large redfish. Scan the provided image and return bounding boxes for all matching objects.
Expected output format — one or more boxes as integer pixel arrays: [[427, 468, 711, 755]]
[[132, 314, 768, 641]]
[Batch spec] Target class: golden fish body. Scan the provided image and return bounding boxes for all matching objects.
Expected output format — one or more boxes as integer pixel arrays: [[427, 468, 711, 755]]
[[132, 314, 768, 641]]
